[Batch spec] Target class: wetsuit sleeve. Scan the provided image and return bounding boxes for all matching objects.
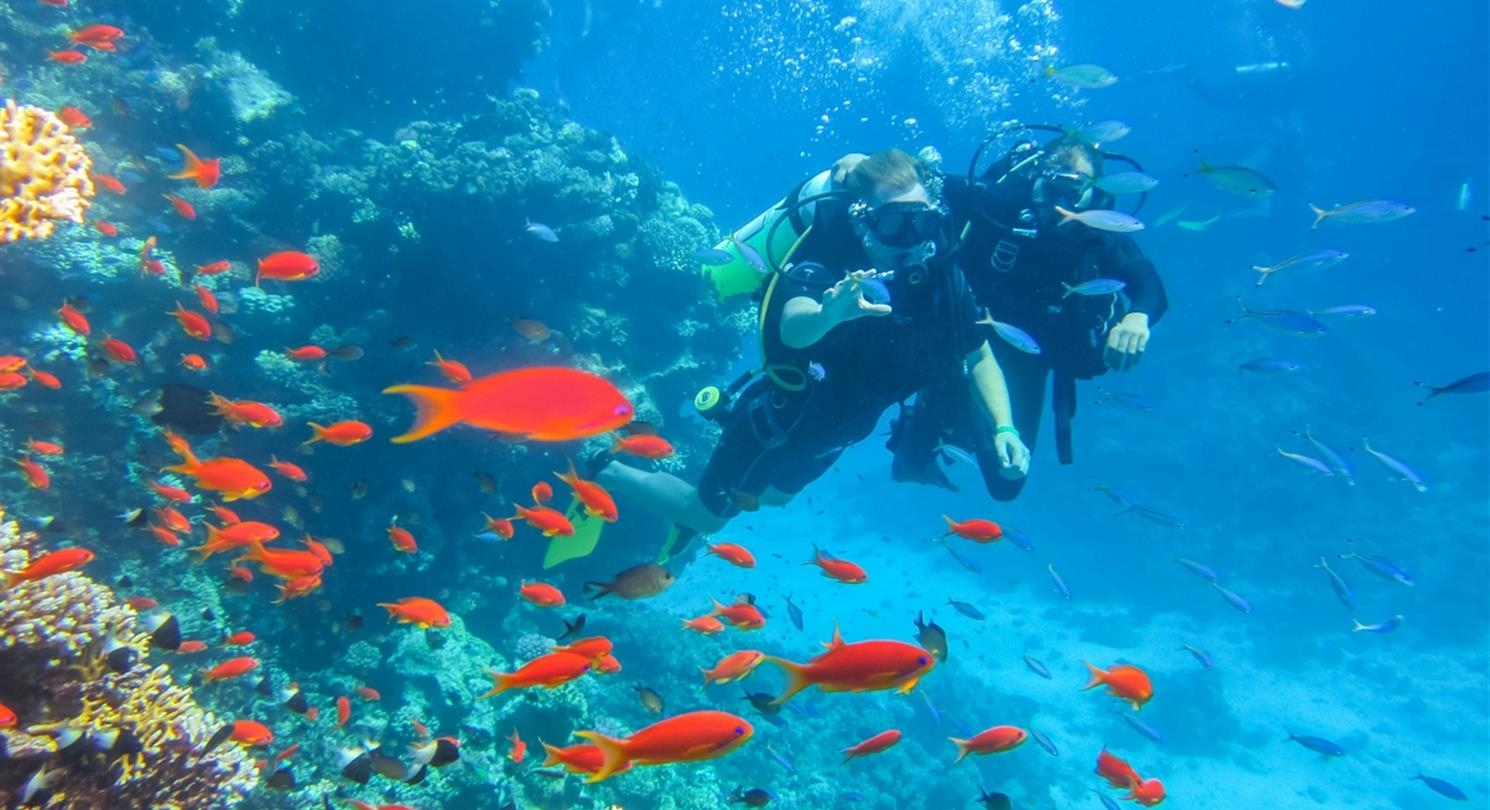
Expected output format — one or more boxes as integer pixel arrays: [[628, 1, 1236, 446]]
[[949, 268, 986, 356], [1099, 235, 1168, 324]]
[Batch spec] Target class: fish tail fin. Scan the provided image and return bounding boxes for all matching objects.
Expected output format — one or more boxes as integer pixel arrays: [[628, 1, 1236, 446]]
[[478, 670, 513, 700], [301, 423, 326, 447], [940, 514, 957, 536], [381, 385, 463, 444], [1308, 203, 1327, 230], [763, 656, 811, 705], [1042, 65, 1056, 78], [1350, 618, 1367, 633], [540, 741, 566, 768], [583, 581, 613, 600], [1053, 205, 1077, 225], [949, 737, 972, 763], [1251, 266, 1270, 286], [574, 730, 629, 783], [1081, 660, 1106, 690]]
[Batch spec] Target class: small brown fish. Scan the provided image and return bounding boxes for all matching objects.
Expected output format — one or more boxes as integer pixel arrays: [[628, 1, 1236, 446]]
[[349, 480, 368, 500], [729, 490, 761, 512], [509, 318, 550, 342], [635, 685, 665, 714], [474, 471, 497, 494], [390, 336, 415, 350], [328, 344, 364, 362], [585, 563, 675, 600]]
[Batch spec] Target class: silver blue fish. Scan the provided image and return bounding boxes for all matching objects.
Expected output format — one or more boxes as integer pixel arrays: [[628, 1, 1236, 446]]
[[524, 219, 559, 242], [1352, 614, 1404, 634], [1117, 710, 1163, 743], [1094, 172, 1159, 195], [1314, 557, 1356, 610], [1047, 563, 1071, 601], [1193, 153, 1276, 197], [783, 594, 805, 631], [1236, 301, 1329, 335], [1045, 63, 1118, 89], [1062, 278, 1127, 298], [1339, 550, 1414, 586], [1412, 774, 1468, 801], [1416, 371, 1490, 403], [1029, 728, 1059, 757], [1022, 655, 1052, 680], [1003, 527, 1034, 553], [765, 744, 796, 773], [1308, 199, 1415, 230], [1359, 437, 1427, 492], [1238, 358, 1302, 374], [977, 311, 1042, 354], [1314, 304, 1376, 317], [1251, 248, 1349, 287], [947, 599, 985, 620], [1286, 731, 1345, 756], [693, 247, 733, 265], [1076, 120, 1131, 146], [1092, 789, 1123, 810], [1277, 446, 1333, 476], [1180, 643, 1216, 671], [856, 277, 892, 305], [936, 539, 982, 573], [1211, 582, 1252, 614], [937, 442, 977, 467], [1173, 557, 1219, 582], [1057, 207, 1144, 232], [1300, 427, 1354, 484], [729, 235, 766, 273], [1096, 388, 1154, 410]]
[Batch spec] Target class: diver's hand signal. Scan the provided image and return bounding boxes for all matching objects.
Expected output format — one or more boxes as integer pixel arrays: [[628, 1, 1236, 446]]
[[1104, 312, 1151, 372], [823, 271, 893, 323]]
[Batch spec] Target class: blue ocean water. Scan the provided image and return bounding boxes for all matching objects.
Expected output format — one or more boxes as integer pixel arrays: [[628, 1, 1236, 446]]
[[0, 1, 1486, 809]]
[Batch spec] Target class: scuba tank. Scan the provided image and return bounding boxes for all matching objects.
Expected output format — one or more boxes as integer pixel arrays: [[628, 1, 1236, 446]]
[[702, 170, 835, 299]]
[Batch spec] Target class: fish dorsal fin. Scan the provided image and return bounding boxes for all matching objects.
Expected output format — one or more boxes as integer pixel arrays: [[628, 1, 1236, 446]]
[[821, 623, 846, 651]]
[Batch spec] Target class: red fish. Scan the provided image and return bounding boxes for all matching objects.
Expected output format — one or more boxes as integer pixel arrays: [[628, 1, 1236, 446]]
[[149, 479, 193, 503], [377, 597, 450, 629], [575, 710, 753, 783], [202, 656, 259, 682], [140, 259, 166, 277], [806, 545, 868, 584], [512, 504, 574, 537], [229, 719, 273, 746], [3, 547, 93, 587], [180, 353, 208, 371], [531, 481, 554, 503], [69, 24, 123, 47], [541, 742, 633, 777], [93, 220, 118, 237], [228, 566, 253, 582], [549, 636, 613, 662], [336, 695, 351, 728], [950, 725, 1026, 762], [387, 519, 418, 553], [301, 536, 334, 566], [208, 394, 283, 429], [519, 581, 566, 607], [508, 729, 526, 764], [0, 355, 26, 373], [383, 367, 635, 443], [555, 459, 618, 521], [610, 433, 675, 459], [1095, 746, 1142, 789], [195, 260, 232, 276], [480, 651, 593, 698], [700, 650, 765, 686], [285, 345, 326, 362], [481, 513, 515, 540], [27, 368, 61, 389], [225, 631, 255, 646], [236, 541, 323, 580], [0, 373, 25, 392], [0, 703, 13, 728], [256, 251, 319, 285], [125, 596, 158, 610], [155, 506, 191, 534], [192, 284, 219, 315], [94, 173, 125, 194], [25, 439, 63, 456], [267, 456, 307, 482], [706, 542, 756, 568], [842, 729, 902, 763], [428, 350, 472, 385], [168, 144, 221, 189], [15, 457, 50, 489], [355, 686, 380, 701], [57, 301, 90, 335], [101, 335, 137, 364], [165, 446, 272, 502], [164, 194, 197, 220], [682, 615, 725, 635], [1125, 777, 1167, 806], [1083, 661, 1154, 711], [303, 420, 372, 446], [209, 505, 242, 525], [149, 525, 181, 547], [177, 640, 208, 653], [56, 106, 91, 128], [274, 574, 321, 603], [47, 50, 87, 65], [168, 302, 212, 340], [942, 515, 1003, 543], [710, 597, 766, 631], [763, 625, 935, 704]]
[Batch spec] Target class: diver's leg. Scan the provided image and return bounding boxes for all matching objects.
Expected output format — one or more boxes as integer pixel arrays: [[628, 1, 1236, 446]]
[[596, 464, 729, 535], [975, 341, 1048, 501], [888, 380, 959, 490], [757, 486, 795, 507]]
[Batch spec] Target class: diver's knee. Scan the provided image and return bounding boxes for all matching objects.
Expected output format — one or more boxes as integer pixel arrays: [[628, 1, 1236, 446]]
[[984, 474, 1027, 502]]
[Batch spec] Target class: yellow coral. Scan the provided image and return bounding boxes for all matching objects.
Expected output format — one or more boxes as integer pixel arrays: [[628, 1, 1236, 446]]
[[0, 100, 94, 244]]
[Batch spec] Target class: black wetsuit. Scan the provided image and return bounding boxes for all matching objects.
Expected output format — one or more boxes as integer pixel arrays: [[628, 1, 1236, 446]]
[[888, 168, 1169, 501], [696, 210, 985, 520]]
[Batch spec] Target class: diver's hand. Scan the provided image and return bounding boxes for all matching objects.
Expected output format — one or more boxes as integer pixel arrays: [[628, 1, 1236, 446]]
[[832, 153, 869, 184], [994, 432, 1030, 478], [1104, 312, 1150, 372], [822, 271, 892, 324]]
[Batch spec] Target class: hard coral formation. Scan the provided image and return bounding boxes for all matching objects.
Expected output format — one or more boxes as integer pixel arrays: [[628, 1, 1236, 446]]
[[0, 508, 257, 809], [0, 100, 94, 244]]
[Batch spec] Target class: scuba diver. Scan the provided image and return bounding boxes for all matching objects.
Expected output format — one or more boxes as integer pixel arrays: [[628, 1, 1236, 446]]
[[885, 127, 1169, 501], [590, 149, 1029, 562]]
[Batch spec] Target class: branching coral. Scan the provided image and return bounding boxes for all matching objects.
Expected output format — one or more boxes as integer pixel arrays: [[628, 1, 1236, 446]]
[[0, 507, 257, 809], [0, 100, 94, 244]]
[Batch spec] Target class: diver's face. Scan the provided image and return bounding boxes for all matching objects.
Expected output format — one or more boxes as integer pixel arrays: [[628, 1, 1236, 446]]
[[859, 184, 937, 270]]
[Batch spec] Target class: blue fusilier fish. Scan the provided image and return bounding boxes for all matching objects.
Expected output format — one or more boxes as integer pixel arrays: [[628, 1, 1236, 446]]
[[1116, 710, 1163, 743], [1234, 299, 1329, 336], [1339, 547, 1414, 586], [1003, 526, 1034, 553], [1096, 388, 1154, 410], [1277, 446, 1334, 476], [936, 538, 983, 573], [1180, 643, 1216, 671], [693, 247, 733, 265], [1047, 563, 1071, 601], [1314, 557, 1356, 610], [524, 219, 559, 242], [1056, 206, 1144, 232], [977, 310, 1042, 354], [1092, 789, 1123, 810], [782, 594, 805, 632], [729, 235, 767, 273], [1211, 582, 1252, 614], [947, 599, 985, 620], [1285, 730, 1345, 757], [1022, 655, 1053, 680], [765, 743, 796, 773], [1313, 304, 1375, 317], [920, 691, 943, 726], [1352, 614, 1404, 634], [1307, 199, 1415, 230], [839, 792, 867, 804], [1300, 427, 1354, 484], [1029, 728, 1059, 757], [1251, 248, 1349, 287], [1173, 556, 1219, 582], [1062, 278, 1127, 297], [1094, 172, 1158, 195], [1097, 485, 1187, 529], [1412, 773, 1469, 801], [1360, 437, 1428, 492], [1238, 357, 1302, 374], [1415, 371, 1490, 403], [1076, 120, 1131, 146]]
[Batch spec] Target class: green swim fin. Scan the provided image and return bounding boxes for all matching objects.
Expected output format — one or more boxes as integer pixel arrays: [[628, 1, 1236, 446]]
[[655, 524, 701, 566], [543, 498, 604, 570]]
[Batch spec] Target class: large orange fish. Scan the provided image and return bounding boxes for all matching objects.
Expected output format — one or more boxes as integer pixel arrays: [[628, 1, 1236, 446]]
[[383, 366, 634, 443], [3, 547, 93, 587], [303, 420, 372, 446], [168, 144, 221, 189], [229, 719, 273, 746], [1095, 746, 1142, 789], [377, 597, 450, 629], [942, 515, 1003, 543], [256, 251, 319, 285], [201, 656, 259, 682], [207, 394, 283, 429], [541, 742, 633, 776], [763, 625, 935, 704], [950, 725, 1026, 762], [842, 729, 902, 764], [1083, 661, 1154, 711], [164, 441, 271, 501], [235, 540, 323, 580], [706, 542, 756, 568], [709, 597, 766, 630], [575, 710, 753, 783], [519, 581, 566, 607], [555, 459, 618, 521], [480, 651, 594, 698]]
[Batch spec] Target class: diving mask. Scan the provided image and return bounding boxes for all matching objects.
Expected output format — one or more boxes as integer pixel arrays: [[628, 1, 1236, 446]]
[[858, 201, 945, 248]]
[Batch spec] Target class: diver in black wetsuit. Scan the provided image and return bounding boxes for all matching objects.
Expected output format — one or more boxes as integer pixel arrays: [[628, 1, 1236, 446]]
[[887, 132, 1169, 502], [595, 149, 1029, 552]]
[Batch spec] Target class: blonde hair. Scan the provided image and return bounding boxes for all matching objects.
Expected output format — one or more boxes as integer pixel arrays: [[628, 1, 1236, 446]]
[[844, 149, 926, 203]]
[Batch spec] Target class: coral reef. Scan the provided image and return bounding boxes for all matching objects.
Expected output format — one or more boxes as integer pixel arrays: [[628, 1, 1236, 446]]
[[0, 101, 94, 244], [0, 507, 258, 809]]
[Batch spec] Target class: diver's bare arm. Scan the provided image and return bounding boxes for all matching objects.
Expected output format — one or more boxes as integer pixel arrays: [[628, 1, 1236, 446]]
[[967, 342, 1015, 430]]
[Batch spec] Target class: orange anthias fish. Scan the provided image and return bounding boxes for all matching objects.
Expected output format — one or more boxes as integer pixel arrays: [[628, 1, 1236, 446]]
[[508, 729, 526, 764], [167, 302, 212, 340], [842, 729, 902, 764], [256, 251, 319, 286], [555, 459, 618, 521], [1083, 661, 1154, 711], [480, 651, 594, 698], [15, 457, 50, 490], [192, 284, 219, 315], [56, 105, 91, 128], [512, 504, 574, 537], [25, 439, 63, 456], [164, 194, 197, 220], [208, 394, 283, 428], [519, 581, 566, 607], [47, 50, 87, 65], [164, 442, 272, 502], [806, 545, 868, 584], [93, 221, 119, 237], [201, 656, 259, 683], [575, 710, 754, 783], [196, 260, 232, 276], [101, 335, 137, 364], [1125, 777, 1167, 806], [224, 631, 255, 646], [763, 625, 936, 705], [481, 513, 515, 540], [267, 456, 307, 482], [950, 725, 1026, 762], [709, 597, 766, 630], [229, 719, 274, 746], [681, 615, 725, 635], [355, 685, 380, 701], [428, 350, 472, 385], [706, 542, 756, 568], [336, 695, 351, 728], [0, 372, 26, 392], [94, 173, 126, 194], [274, 575, 321, 603], [541, 742, 633, 777], [549, 636, 613, 662], [236, 541, 323, 580], [377, 597, 450, 629], [180, 353, 208, 372], [303, 420, 372, 446], [531, 481, 554, 503], [387, 519, 418, 553], [57, 301, 90, 335], [1095, 746, 1142, 789], [700, 650, 765, 686], [26, 368, 61, 389], [192, 521, 281, 558], [610, 432, 675, 459], [383, 366, 634, 444], [942, 515, 1003, 543], [168, 144, 221, 189], [285, 345, 327, 362], [3, 547, 94, 587]]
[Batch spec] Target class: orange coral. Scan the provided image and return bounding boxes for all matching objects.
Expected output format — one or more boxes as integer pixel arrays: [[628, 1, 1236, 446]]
[[0, 99, 95, 244]]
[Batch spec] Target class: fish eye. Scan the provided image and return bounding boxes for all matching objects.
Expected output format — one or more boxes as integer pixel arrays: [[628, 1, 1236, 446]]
[[734, 726, 745, 735], [614, 404, 631, 416], [918, 656, 929, 665]]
